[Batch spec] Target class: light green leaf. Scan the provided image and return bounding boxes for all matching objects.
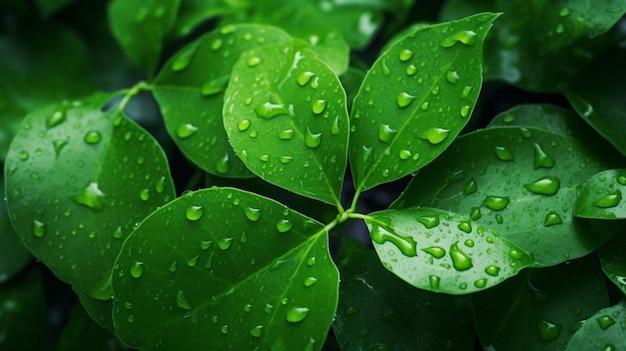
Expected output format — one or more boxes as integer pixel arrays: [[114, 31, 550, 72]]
[[112, 187, 338, 350], [566, 299, 626, 350], [333, 238, 475, 350], [364, 207, 532, 294], [564, 47, 626, 156], [153, 24, 292, 178], [223, 41, 349, 206], [56, 302, 125, 351], [0, 172, 31, 283], [575, 169, 626, 219], [598, 233, 626, 295], [472, 256, 609, 350], [393, 127, 623, 266], [108, 0, 181, 77], [4, 93, 175, 327], [349, 13, 498, 192]]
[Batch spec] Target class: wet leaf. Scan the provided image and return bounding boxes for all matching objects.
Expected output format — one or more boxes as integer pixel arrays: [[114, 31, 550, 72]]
[[575, 169, 626, 219], [108, 0, 181, 77], [153, 24, 291, 178], [333, 238, 475, 350], [598, 233, 626, 295], [566, 299, 626, 351], [393, 127, 623, 266], [112, 187, 338, 350], [473, 256, 609, 350], [56, 302, 125, 351], [0, 171, 31, 283], [564, 47, 626, 156], [223, 40, 349, 206], [349, 13, 498, 192], [4, 93, 175, 328], [364, 207, 532, 294]]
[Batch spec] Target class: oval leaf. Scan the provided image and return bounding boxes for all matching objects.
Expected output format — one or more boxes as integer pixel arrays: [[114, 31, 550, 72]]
[[566, 299, 626, 351], [393, 127, 623, 266], [153, 24, 292, 178], [575, 169, 626, 219], [365, 207, 532, 294], [223, 41, 349, 206], [4, 94, 175, 310], [349, 12, 498, 192], [112, 187, 339, 350], [598, 234, 626, 295]]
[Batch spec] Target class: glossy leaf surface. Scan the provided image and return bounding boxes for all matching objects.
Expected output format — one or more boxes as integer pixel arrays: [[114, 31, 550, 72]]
[[4, 94, 175, 310], [0, 172, 31, 283], [575, 169, 626, 219], [365, 207, 532, 294], [566, 299, 626, 350], [565, 47, 626, 156], [349, 13, 497, 192], [223, 41, 349, 206], [393, 127, 623, 266], [598, 233, 626, 295], [112, 187, 338, 350], [473, 256, 609, 350], [108, 0, 181, 77], [153, 24, 291, 178], [333, 238, 475, 350]]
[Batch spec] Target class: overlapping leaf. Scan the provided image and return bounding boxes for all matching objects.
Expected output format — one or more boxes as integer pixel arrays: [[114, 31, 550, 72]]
[[393, 127, 623, 266], [349, 13, 498, 192], [153, 24, 291, 178], [112, 187, 338, 350], [575, 169, 626, 219], [566, 299, 626, 350], [598, 233, 626, 295], [223, 41, 349, 206]]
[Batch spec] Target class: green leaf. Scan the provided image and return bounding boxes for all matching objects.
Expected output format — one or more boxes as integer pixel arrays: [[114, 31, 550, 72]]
[[472, 256, 609, 350], [349, 13, 498, 192], [598, 234, 626, 295], [56, 303, 125, 351], [35, 0, 74, 17], [153, 24, 292, 178], [575, 169, 626, 219], [108, 0, 181, 77], [564, 47, 626, 156], [0, 172, 31, 283], [393, 127, 623, 266], [169, 0, 247, 37], [112, 187, 338, 350], [566, 299, 626, 350], [4, 93, 175, 321], [333, 238, 475, 350], [223, 40, 349, 206], [364, 207, 532, 294]]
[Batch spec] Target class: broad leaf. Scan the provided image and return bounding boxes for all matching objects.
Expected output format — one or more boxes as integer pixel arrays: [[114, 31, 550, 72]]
[[364, 207, 532, 294], [170, 0, 246, 37], [565, 47, 626, 156], [223, 41, 349, 206], [112, 187, 339, 350], [56, 303, 125, 351], [472, 256, 609, 350], [333, 238, 475, 350], [4, 93, 175, 326], [108, 0, 181, 77], [393, 127, 623, 266], [598, 233, 626, 295], [0, 172, 31, 283], [575, 169, 626, 219], [349, 13, 498, 192], [566, 299, 626, 350], [153, 24, 291, 178]]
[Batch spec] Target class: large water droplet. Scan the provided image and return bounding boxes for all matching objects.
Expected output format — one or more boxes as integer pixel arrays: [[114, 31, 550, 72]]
[[593, 191, 622, 208], [255, 102, 290, 119], [397, 92, 416, 108], [464, 178, 478, 195], [286, 307, 310, 323], [249, 325, 264, 338], [72, 182, 106, 211], [276, 219, 294, 233], [406, 64, 417, 76], [304, 277, 317, 287], [399, 150, 412, 160], [440, 30, 477, 47], [247, 56, 261, 67], [524, 176, 560, 196], [237, 120, 251, 131], [277, 129, 295, 140], [482, 196, 510, 211], [311, 100, 326, 115], [417, 215, 439, 228], [216, 154, 230, 174], [244, 207, 261, 221], [177, 123, 198, 139], [446, 70, 460, 84], [533, 143, 555, 169], [398, 49, 414, 61], [596, 315, 616, 330], [378, 124, 397, 144], [474, 278, 487, 289], [460, 105, 470, 118], [420, 128, 450, 145], [422, 246, 446, 259], [485, 265, 500, 276], [297, 72, 314, 86], [304, 127, 322, 148], [172, 45, 197, 71], [494, 146, 514, 161], [429, 275, 441, 290], [370, 224, 417, 257], [218, 237, 233, 250], [457, 221, 472, 233], [177, 290, 192, 310], [47, 109, 66, 129], [186, 205, 204, 221], [449, 242, 473, 271], [544, 211, 562, 227], [537, 319, 562, 341], [32, 220, 46, 238], [130, 261, 144, 278], [84, 131, 102, 144]]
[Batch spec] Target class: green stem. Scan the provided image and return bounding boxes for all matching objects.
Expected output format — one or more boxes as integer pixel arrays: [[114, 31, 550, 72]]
[[117, 81, 152, 111]]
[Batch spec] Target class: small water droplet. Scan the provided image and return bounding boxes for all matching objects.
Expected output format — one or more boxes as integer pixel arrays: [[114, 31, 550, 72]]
[[307, 257, 316, 266], [417, 215, 439, 228], [431, 86, 440, 95], [297, 71, 314, 86], [370, 224, 417, 257], [399, 150, 412, 160], [237, 120, 251, 131], [169, 261, 177, 272], [462, 86, 473, 99], [446, 70, 460, 84], [278, 129, 295, 140], [618, 175, 626, 185], [130, 261, 144, 278], [560, 7, 570, 17], [311, 100, 326, 115], [524, 176, 560, 196], [469, 207, 481, 220], [509, 248, 523, 259], [84, 131, 102, 144], [440, 30, 477, 47], [422, 246, 446, 259], [482, 196, 510, 211], [177, 123, 198, 139], [537, 319, 562, 341], [249, 325, 264, 337], [304, 127, 322, 148], [420, 102, 429, 111], [474, 278, 487, 289], [420, 127, 450, 145], [533, 143, 555, 169], [264, 303, 274, 315], [255, 102, 290, 119], [175, 290, 192, 311], [406, 64, 417, 76], [138, 189, 150, 201], [378, 124, 397, 144], [19, 150, 29, 161], [398, 49, 414, 61], [457, 221, 472, 233], [464, 239, 475, 248], [276, 219, 293, 233], [593, 191, 622, 208], [218, 237, 233, 250], [247, 56, 261, 67], [172, 45, 197, 71], [258, 154, 270, 162], [72, 182, 106, 211], [485, 265, 500, 276], [449, 242, 473, 271], [304, 277, 317, 287], [216, 154, 230, 174], [204, 252, 215, 268], [211, 39, 223, 50], [543, 211, 562, 227], [381, 58, 391, 76], [187, 255, 199, 267], [186, 205, 204, 221], [47, 110, 66, 128], [396, 92, 416, 108], [155, 176, 166, 194], [286, 307, 310, 323], [113, 226, 123, 239], [32, 220, 46, 238], [463, 178, 478, 195], [494, 146, 514, 161], [429, 275, 441, 290]]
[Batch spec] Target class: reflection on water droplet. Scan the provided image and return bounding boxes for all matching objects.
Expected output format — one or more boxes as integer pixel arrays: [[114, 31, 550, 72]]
[[450, 242, 473, 271], [370, 224, 417, 257], [429, 275, 441, 290], [130, 261, 144, 278], [524, 177, 560, 196], [304, 127, 322, 148], [237, 120, 251, 131], [378, 124, 397, 144], [186, 205, 204, 221], [398, 49, 414, 61], [417, 215, 439, 228], [177, 123, 198, 139], [440, 30, 477, 47], [446, 71, 460, 84], [177, 290, 192, 310], [537, 319, 562, 341], [276, 219, 293, 233], [286, 307, 310, 323], [311, 100, 326, 114], [250, 325, 264, 337], [244, 207, 261, 221], [304, 277, 317, 287], [406, 64, 417, 76], [485, 265, 500, 276], [593, 191, 622, 208], [533, 143, 555, 169], [84, 131, 102, 144], [307, 257, 316, 266], [255, 102, 290, 119], [33, 220, 45, 238], [422, 246, 446, 259], [396, 92, 416, 108], [420, 128, 450, 145], [494, 146, 514, 161], [399, 150, 412, 160], [139, 189, 150, 201], [298, 71, 315, 86], [474, 278, 487, 289], [218, 237, 233, 250], [72, 182, 106, 211], [482, 196, 510, 211]]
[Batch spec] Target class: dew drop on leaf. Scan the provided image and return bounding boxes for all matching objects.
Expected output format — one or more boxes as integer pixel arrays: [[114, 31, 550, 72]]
[[304, 127, 322, 148], [32, 219, 46, 238], [524, 176, 560, 196], [216, 154, 230, 174], [297, 71, 314, 86], [420, 128, 450, 145], [286, 307, 310, 323], [446, 70, 460, 84], [254, 102, 289, 119], [537, 319, 561, 341], [482, 196, 510, 211], [449, 242, 473, 271], [422, 246, 446, 259], [311, 99, 326, 114], [276, 219, 293, 233], [494, 146, 514, 161], [169, 261, 177, 272], [378, 124, 398, 144], [370, 224, 417, 257], [84, 131, 102, 144], [218, 237, 233, 250], [429, 275, 441, 290], [172, 45, 197, 72], [469, 207, 481, 220], [457, 221, 472, 233], [303, 277, 317, 287], [399, 150, 412, 160], [533, 143, 555, 169], [484, 265, 500, 276], [307, 257, 316, 266], [417, 215, 439, 228], [440, 30, 477, 48], [186, 205, 204, 221], [596, 315, 617, 330], [139, 189, 150, 201], [47, 110, 66, 129], [398, 49, 414, 61], [593, 191, 622, 208], [176, 290, 192, 311], [249, 325, 264, 338], [618, 175, 626, 185], [72, 182, 106, 211], [473, 278, 487, 289], [176, 123, 198, 139], [247, 56, 261, 67], [406, 64, 417, 76], [278, 129, 295, 140], [396, 92, 416, 108], [237, 119, 251, 131], [130, 261, 144, 279]]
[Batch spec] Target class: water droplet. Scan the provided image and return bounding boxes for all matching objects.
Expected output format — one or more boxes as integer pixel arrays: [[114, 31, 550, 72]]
[[258, 154, 270, 162], [449, 242, 473, 271], [406, 64, 417, 76], [185, 205, 204, 221], [370, 224, 417, 257], [555, 24, 564, 34], [127, 315, 135, 323], [420, 128, 450, 145], [84, 131, 102, 144], [249, 325, 264, 337], [47, 110, 66, 128], [462, 86, 473, 99], [494, 146, 514, 161], [463, 179, 478, 195], [381, 58, 391, 76], [155, 176, 166, 194], [177, 123, 198, 139], [277, 129, 295, 140], [596, 315, 617, 330], [286, 307, 310, 323], [378, 124, 397, 144], [247, 56, 261, 67], [440, 30, 477, 47], [297, 71, 314, 86], [533, 143, 555, 169], [264, 303, 274, 315], [593, 191, 622, 208], [211, 39, 223, 50], [72, 182, 106, 211], [537, 319, 562, 341], [446, 71, 460, 84], [254, 102, 289, 119], [172, 45, 197, 71], [560, 7, 570, 17], [307, 257, 316, 266], [524, 176, 560, 196], [32, 220, 45, 238], [113, 226, 123, 239], [482, 196, 510, 211], [175, 290, 192, 310], [422, 246, 446, 259], [19, 150, 29, 161], [509, 248, 523, 259], [276, 219, 294, 233], [216, 154, 230, 174], [398, 49, 414, 61], [204, 252, 215, 268], [304, 127, 322, 148], [429, 275, 441, 290], [187, 255, 199, 267], [399, 150, 412, 160], [237, 120, 251, 131], [396, 92, 416, 108], [138, 189, 149, 201], [485, 265, 500, 276], [457, 221, 472, 233], [618, 175, 626, 185], [520, 128, 532, 138], [474, 278, 487, 289], [218, 237, 233, 250], [417, 215, 439, 228], [469, 207, 481, 220], [311, 100, 326, 114], [130, 261, 144, 278], [304, 277, 317, 287], [169, 261, 177, 272], [543, 211, 562, 227]]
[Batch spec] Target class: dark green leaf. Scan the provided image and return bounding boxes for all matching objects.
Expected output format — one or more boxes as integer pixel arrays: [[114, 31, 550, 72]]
[[349, 13, 498, 192], [153, 24, 292, 178], [0, 172, 31, 283], [575, 169, 626, 219], [170, 0, 247, 37], [35, 0, 74, 17], [223, 41, 349, 206], [564, 47, 626, 156], [473, 256, 609, 350], [333, 238, 475, 350], [364, 207, 532, 294], [598, 233, 626, 295], [393, 127, 623, 266], [566, 299, 626, 350], [112, 187, 338, 350], [108, 0, 181, 77], [4, 93, 175, 324], [56, 303, 126, 351]]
